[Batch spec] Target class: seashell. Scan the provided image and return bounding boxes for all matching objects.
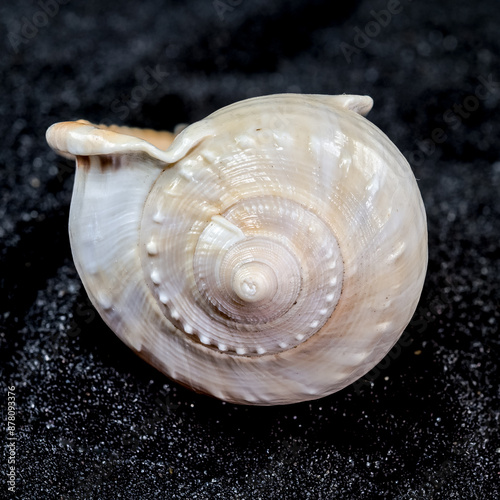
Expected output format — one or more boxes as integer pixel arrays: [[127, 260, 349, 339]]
[[46, 94, 427, 405]]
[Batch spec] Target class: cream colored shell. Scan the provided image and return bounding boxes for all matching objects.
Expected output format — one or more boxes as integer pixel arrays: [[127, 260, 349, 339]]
[[46, 94, 427, 405]]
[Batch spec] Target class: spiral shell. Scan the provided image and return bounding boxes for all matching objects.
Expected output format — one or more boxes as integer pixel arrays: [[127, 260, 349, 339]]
[[46, 94, 427, 405]]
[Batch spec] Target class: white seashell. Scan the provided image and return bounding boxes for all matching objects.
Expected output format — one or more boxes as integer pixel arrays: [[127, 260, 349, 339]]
[[46, 94, 427, 405]]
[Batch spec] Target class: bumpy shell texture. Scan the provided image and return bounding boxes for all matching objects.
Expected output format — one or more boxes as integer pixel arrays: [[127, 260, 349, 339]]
[[46, 94, 428, 405]]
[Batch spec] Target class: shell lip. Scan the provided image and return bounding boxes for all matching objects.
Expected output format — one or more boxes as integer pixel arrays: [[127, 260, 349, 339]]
[[46, 119, 213, 165]]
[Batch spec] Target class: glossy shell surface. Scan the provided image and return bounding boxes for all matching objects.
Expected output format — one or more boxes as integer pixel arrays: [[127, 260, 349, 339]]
[[46, 94, 427, 405]]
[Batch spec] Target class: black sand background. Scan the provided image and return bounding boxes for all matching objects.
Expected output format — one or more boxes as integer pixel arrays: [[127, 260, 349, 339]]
[[0, 1, 499, 498]]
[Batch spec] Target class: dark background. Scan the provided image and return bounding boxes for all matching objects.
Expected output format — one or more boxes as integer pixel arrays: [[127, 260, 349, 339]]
[[1, 0, 499, 498]]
